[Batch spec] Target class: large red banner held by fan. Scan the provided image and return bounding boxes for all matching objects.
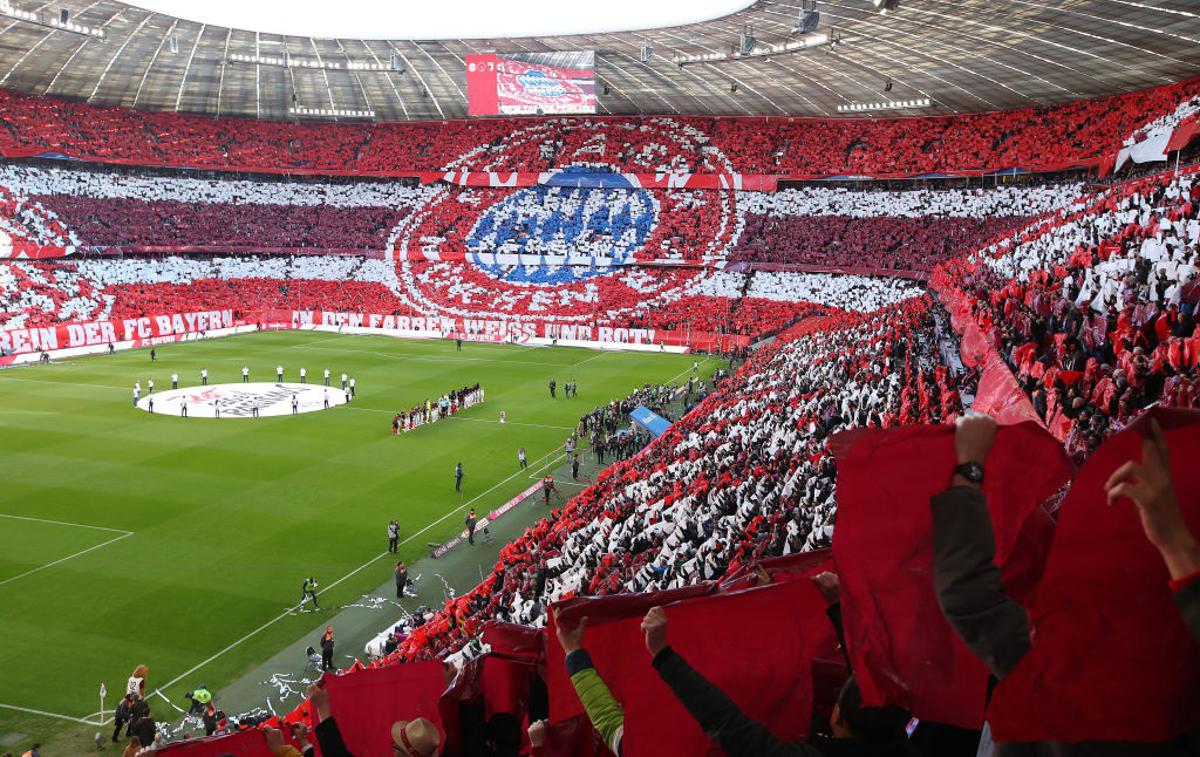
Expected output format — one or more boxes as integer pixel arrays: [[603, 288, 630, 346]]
[[986, 409, 1200, 743], [546, 579, 838, 756], [831, 422, 1072, 729]]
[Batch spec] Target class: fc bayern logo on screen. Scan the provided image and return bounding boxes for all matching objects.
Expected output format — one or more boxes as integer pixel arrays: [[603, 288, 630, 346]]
[[515, 70, 567, 99]]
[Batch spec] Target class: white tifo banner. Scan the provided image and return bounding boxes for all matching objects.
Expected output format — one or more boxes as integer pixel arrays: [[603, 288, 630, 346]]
[[289, 310, 688, 349]]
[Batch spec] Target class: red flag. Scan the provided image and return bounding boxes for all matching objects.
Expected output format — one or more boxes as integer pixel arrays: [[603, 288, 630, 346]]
[[831, 422, 1072, 729], [320, 661, 448, 755], [987, 409, 1200, 742], [547, 579, 836, 756]]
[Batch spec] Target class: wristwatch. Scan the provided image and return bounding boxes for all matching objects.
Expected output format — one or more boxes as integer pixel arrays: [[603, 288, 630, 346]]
[[954, 461, 985, 484]]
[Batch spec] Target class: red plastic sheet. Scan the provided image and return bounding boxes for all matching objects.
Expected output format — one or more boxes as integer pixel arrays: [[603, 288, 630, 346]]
[[546, 580, 836, 756], [831, 422, 1072, 729], [987, 409, 1200, 743], [974, 353, 1044, 428]]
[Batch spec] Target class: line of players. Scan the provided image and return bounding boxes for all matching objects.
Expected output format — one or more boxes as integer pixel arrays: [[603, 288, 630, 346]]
[[392, 384, 484, 433]]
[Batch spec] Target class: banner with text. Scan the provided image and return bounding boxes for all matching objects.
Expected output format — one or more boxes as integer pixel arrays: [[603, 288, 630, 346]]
[[284, 310, 749, 352], [0, 309, 235, 355], [419, 170, 779, 191]]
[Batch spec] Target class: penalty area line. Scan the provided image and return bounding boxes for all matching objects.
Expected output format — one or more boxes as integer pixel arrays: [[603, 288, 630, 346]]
[[146, 442, 566, 706], [0, 512, 132, 534]]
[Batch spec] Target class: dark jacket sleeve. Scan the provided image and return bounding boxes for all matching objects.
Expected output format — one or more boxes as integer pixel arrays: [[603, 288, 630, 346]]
[[930, 485, 1031, 679], [1175, 578, 1200, 646], [651, 647, 823, 757], [315, 717, 357, 757], [824, 602, 852, 671]]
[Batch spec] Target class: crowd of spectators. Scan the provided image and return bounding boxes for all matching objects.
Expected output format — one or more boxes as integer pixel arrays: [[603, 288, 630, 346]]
[[1, 254, 925, 338], [396, 261, 920, 335], [35, 196, 407, 252], [731, 215, 1034, 272], [0, 259, 101, 328], [0, 162, 1087, 274], [935, 169, 1200, 453], [738, 183, 1080, 219], [0, 78, 1197, 176], [391, 296, 959, 659], [144, 409, 1199, 757]]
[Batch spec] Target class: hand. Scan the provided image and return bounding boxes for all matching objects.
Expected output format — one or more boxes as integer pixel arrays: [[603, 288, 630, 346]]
[[528, 719, 546, 748], [306, 683, 332, 723], [553, 608, 588, 654], [290, 723, 310, 747], [955, 413, 996, 465], [811, 571, 841, 605], [1105, 419, 1200, 578], [264, 726, 284, 751], [641, 606, 668, 657]]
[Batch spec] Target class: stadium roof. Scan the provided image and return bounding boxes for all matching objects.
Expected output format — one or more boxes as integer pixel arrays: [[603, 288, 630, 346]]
[[0, 0, 1195, 123], [126, 1, 759, 41]]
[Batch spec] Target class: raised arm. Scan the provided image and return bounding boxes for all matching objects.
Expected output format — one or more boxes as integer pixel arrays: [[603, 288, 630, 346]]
[[555, 608, 625, 754], [642, 607, 822, 757], [930, 414, 1032, 679], [1105, 419, 1200, 644]]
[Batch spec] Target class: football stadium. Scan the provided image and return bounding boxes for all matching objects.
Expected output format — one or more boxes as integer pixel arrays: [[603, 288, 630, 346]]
[[0, 0, 1198, 755]]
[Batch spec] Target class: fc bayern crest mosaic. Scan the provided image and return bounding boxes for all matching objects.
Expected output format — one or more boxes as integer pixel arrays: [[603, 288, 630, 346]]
[[387, 119, 745, 322]]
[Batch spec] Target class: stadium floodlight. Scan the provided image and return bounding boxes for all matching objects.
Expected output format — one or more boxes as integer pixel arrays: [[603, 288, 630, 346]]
[[0, 0, 103, 37], [289, 106, 376, 118], [739, 26, 755, 55], [228, 52, 386, 72], [836, 97, 931, 113], [640, 40, 653, 63], [793, 0, 819, 34], [673, 29, 828, 66]]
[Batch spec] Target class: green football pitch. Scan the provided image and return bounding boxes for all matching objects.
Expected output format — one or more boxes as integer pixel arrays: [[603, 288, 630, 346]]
[[0, 331, 701, 735]]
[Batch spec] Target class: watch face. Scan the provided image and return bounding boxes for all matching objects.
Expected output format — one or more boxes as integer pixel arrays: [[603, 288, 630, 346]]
[[959, 462, 985, 482]]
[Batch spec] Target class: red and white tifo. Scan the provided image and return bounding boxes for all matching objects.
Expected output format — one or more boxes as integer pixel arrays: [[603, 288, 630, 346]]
[[134, 382, 348, 418]]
